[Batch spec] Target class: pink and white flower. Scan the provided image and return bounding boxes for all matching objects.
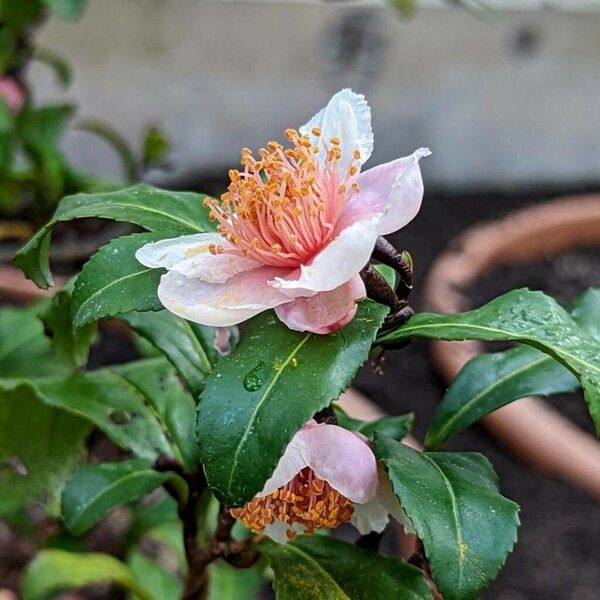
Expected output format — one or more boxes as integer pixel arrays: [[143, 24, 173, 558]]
[[230, 420, 408, 543], [0, 76, 25, 114], [137, 89, 430, 334]]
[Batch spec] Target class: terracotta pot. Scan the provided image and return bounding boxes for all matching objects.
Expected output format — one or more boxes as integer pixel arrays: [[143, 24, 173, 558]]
[[423, 194, 600, 500]]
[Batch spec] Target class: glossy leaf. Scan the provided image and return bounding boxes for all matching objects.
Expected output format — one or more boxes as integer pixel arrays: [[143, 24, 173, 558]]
[[61, 458, 181, 536], [378, 289, 600, 435], [207, 560, 264, 600], [1, 369, 177, 462], [0, 304, 70, 378], [334, 407, 414, 442], [128, 550, 182, 600], [121, 310, 228, 396], [71, 232, 168, 327], [40, 280, 96, 367], [426, 287, 600, 448], [22, 550, 153, 600], [570, 288, 600, 340], [114, 358, 201, 470], [261, 535, 431, 600], [0, 387, 91, 517], [15, 183, 214, 288], [197, 300, 388, 505], [374, 435, 519, 600]]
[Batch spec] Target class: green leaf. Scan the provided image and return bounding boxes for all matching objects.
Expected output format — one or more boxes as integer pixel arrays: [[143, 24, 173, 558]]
[[0, 304, 70, 378], [0, 387, 91, 517], [334, 407, 414, 442], [378, 288, 600, 435], [76, 118, 139, 181], [571, 288, 600, 340], [18, 104, 74, 148], [426, 287, 600, 449], [61, 458, 181, 536], [32, 47, 72, 87], [71, 232, 169, 327], [43, 0, 88, 20], [374, 435, 519, 600], [261, 535, 431, 599], [142, 125, 170, 167], [22, 550, 153, 600], [207, 560, 264, 600], [114, 358, 201, 470], [120, 310, 227, 396], [425, 347, 579, 449], [1, 369, 177, 462], [15, 183, 214, 288], [197, 300, 388, 506], [40, 280, 96, 367], [128, 550, 182, 600]]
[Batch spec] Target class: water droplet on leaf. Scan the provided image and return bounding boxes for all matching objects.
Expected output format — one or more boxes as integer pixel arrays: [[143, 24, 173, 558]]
[[243, 361, 266, 391]]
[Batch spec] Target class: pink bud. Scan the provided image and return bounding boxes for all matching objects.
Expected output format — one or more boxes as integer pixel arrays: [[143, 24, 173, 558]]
[[0, 76, 25, 114]]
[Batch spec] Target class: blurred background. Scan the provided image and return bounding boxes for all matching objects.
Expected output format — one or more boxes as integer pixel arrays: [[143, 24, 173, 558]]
[[1, 0, 600, 598]]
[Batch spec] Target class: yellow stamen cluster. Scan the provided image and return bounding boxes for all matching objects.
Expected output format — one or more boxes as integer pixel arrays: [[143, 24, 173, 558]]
[[204, 127, 361, 268], [230, 467, 354, 539]]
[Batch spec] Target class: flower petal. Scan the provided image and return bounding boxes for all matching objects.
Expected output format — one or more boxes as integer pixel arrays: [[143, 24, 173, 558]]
[[339, 148, 430, 236], [136, 233, 261, 283], [157, 266, 291, 327], [297, 424, 378, 503], [271, 215, 380, 295], [351, 497, 390, 535], [274, 276, 365, 334], [299, 89, 373, 175], [259, 422, 378, 504]]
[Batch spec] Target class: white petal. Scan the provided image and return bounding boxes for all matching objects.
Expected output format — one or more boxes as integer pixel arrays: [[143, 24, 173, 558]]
[[263, 521, 305, 544], [351, 498, 390, 535], [376, 470, 416, 535], [342, 148, 430, 236], [299, 89, 373, 175], [258, 443, 308, 497], [270, 215, 380, 295], [136, 233, 261, 283], [157, 266, 291, 327]]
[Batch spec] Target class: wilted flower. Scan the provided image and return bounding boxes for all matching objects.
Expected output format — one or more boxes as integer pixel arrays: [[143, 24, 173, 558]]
[[0, 76, 25, 114], [230, 420, 403, 542], [137, 89, 430, 333]]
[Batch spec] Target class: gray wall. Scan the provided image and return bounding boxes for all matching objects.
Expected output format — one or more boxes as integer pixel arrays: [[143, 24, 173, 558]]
[[32, 0, 600, 189]]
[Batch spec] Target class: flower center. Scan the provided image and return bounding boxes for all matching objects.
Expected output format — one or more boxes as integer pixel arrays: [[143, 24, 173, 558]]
[[206, 128, 361, 268], [229, 467, 354, 539]]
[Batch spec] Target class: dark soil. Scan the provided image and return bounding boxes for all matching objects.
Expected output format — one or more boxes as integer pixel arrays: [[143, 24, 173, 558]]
[[354, 188, 600, 600]]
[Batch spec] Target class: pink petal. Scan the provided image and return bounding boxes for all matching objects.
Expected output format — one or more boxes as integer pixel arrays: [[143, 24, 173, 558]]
[[299, 89, 373, 176], [274, 275, 366, 334], [261, 423, 378, 503], [157, 266, 292, 327], [270, 215, 380, 295], [136, 233, 261, 283], [297, 423, 378, 503], [0, 77, 24, 113], [340, 148, 431, 235]]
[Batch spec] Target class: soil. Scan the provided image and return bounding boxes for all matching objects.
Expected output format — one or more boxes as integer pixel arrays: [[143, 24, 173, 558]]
[[354, 188, 600, 600]]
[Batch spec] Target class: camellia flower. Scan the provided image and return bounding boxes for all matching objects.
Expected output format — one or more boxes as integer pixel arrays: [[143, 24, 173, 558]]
[[0, 76, 25, 114], [137, 89, 430, 333], [230, 420, 405, 542]]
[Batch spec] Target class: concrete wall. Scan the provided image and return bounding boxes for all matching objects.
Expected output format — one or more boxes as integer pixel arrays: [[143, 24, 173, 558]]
[[31, 0, 600, 190]]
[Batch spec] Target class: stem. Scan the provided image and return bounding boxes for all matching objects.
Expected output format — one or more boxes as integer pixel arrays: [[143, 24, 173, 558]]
[[360, 265, 402, 312], [372, 237, 414, 300]]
